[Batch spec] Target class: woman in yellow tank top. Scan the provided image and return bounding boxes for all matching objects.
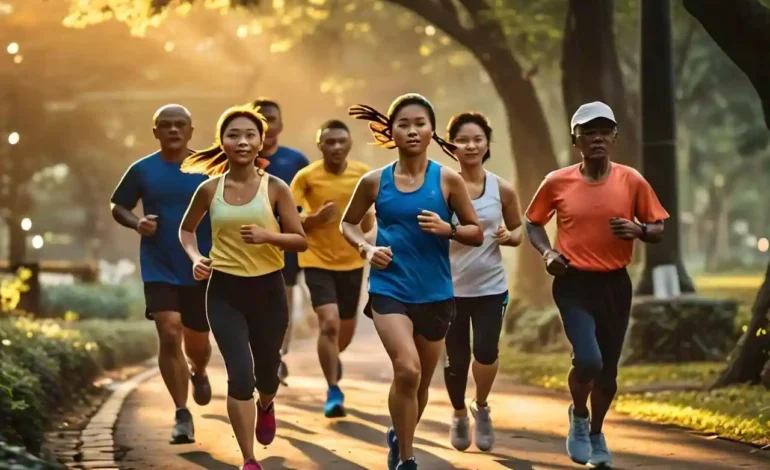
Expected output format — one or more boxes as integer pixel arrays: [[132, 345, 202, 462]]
[[179, 105, 307, 470]]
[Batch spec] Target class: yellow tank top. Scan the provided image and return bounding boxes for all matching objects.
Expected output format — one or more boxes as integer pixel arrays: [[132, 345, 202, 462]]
[[209, 171, 284, 277]]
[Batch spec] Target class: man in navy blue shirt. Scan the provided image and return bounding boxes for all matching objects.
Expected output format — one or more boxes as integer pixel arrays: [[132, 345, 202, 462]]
[[111, 104, 212, 444], [254, 98, 310, 383]]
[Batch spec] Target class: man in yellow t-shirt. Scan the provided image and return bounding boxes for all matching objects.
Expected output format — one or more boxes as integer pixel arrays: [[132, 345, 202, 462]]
[[290, 119, 373, 418]]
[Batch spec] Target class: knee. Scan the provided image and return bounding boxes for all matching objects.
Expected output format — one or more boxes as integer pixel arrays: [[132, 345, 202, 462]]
[[319, 318, 340, 338], [393, 358, 421, 393], [157, 322, 183, 351], [473, 343, 499, 366], [572, 354, 603, 383], [445, 347, 471, 373], [254, 354, 281, 396], [227, 374, 256, 401], [594, 365, 619, 393]]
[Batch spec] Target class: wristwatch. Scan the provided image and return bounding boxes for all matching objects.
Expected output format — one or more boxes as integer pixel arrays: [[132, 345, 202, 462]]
[[357, 241, 368, 256], [449, 222, 457, 239], [639, 223, 648, 241]]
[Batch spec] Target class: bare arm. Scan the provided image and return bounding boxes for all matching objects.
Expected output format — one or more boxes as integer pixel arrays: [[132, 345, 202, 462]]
[[446, 170, 483, 247], [525, 221, 554, 256], [111, 204, 141, 230], [269, 178, 308, 252], [497, 176, 523, 247], [361, 209, 376, 234], [341, 172, 378, 250], [180, 180, 216, 264]]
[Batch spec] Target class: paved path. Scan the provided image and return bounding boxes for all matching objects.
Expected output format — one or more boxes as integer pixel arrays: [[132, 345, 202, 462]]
[[115, 320, 768, 469]]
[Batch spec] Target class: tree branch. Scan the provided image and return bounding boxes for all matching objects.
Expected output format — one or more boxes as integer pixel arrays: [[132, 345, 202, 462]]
[[386, 0, 475, 50]]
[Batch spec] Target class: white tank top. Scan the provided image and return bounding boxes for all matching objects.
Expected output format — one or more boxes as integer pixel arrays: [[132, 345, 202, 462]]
[[450, 171, 508, 297]]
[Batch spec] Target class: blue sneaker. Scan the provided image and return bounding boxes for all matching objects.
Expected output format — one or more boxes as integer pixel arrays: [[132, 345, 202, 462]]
[[324, 385, 346, 418], [386, 427, 399, 470], [396, 457, 417, 469], [566, 405, 591, 464], [587, 433, 613, 468]]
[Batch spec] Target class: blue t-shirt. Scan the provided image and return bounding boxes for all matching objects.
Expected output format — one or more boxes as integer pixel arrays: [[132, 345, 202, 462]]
[[264, 146, 309, 186], [111, 152, 212, 286]]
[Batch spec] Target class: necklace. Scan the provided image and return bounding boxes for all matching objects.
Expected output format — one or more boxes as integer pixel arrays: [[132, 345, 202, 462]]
[[397, 163, 417, 184]]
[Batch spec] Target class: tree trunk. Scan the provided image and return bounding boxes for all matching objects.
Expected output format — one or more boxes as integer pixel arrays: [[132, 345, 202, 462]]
[[483, 53, 559, 309], [683, 0, 770, 130], [712, 259, 770, 388], [561, 0, 639, 167]]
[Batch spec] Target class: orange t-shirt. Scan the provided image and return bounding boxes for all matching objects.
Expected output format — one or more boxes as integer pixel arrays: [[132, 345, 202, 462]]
[[525, 163, 669, 272]]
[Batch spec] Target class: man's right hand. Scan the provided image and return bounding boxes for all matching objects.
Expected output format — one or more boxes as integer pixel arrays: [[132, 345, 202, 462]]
[[136, 215, 158, 236], [193, 257, 212, 281], [543, 249, 569, 276], [359, 243, 393, 270], [315, 201, 339, 224]]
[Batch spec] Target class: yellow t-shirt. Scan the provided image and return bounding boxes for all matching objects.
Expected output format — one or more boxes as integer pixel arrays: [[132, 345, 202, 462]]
[[291, 159, 370, 271]]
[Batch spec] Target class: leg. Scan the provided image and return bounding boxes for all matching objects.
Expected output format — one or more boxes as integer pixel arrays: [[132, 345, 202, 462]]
[[443, 298, 472, 451], [471, 293, 508, 407], [443, 298, 471, 414], [206, 272, 258, 463], [590, 276, 632, 434], [469, 293, 508, 453], [336, 268, 364, 354], [153, 311, 189, 409], [305, 269, 343, 386], [414, 334, 445, 421], [180, 283, 213, 406], [316, 303, 341, 385], [252, 271, 290, 446], [372, 309, 421, 463]]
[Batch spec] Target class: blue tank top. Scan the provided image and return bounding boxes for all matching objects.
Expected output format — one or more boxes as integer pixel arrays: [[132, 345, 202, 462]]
[[369, 160, 454, 303]]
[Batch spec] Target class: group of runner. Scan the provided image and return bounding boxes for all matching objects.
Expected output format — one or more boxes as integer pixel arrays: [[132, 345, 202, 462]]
[[111, 95, 667, 470]]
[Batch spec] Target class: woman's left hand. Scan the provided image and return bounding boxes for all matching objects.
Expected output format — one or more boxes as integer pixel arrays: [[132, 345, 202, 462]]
[[417, 210, 452, 237], [493, 224, 512, 245]]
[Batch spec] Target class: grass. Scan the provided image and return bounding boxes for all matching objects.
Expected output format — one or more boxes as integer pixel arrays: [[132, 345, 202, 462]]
[[615, 387, 770, 446], [499, 272, 770, 446]]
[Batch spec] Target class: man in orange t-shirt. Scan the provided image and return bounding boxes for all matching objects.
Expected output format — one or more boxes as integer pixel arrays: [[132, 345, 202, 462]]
[[525, 102, 669, 468]]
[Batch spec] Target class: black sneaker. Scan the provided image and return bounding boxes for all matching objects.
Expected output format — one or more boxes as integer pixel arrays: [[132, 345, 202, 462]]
[[190, 372, 212, 406]]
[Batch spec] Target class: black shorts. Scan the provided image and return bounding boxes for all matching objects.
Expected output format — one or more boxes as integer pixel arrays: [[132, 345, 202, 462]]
[[364, 294, 455, 342], [282, 251, 301, 287], [144, 282, 210, 333], [304, 267, 364, 320]]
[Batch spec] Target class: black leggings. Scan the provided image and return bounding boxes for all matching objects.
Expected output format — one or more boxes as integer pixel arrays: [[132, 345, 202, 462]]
[[206, 269, 289, 401], [444, 292, 508, 411]]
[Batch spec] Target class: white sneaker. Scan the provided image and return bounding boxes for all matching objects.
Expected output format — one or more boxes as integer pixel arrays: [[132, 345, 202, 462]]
[[449, 414, 471, 451]]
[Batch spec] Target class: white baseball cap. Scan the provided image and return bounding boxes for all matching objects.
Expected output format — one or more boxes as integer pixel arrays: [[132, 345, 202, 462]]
[[570, 101, 617, 134]]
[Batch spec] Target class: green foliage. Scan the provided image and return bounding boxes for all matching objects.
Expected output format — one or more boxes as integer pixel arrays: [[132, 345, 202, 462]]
[[615, 386, 770, 446], [0, 440, 63, 470], [0, 318, 156, 455], [499, 351, 722, 392], [40, 283, 144, 320]]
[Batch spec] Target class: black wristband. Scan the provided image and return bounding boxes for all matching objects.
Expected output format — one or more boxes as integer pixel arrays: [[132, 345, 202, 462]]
[[639, 223, 648, 241], [449, 222, 457, 239]]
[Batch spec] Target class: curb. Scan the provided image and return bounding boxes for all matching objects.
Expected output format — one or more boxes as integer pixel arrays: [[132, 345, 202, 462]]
[[70, 362, 159, 469]]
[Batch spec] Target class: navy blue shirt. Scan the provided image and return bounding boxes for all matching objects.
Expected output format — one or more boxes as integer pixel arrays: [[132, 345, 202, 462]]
[[264, 146, 309, 186], [111, 152, 212, 286]]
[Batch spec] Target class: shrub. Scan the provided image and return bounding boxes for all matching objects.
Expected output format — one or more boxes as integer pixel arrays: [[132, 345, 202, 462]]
[[40, 282, 144, 320], [0, 318, 156, 455], [0, 440, 63, 470]]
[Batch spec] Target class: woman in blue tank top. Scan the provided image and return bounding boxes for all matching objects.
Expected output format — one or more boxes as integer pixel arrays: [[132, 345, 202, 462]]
[[341, 94, 483, 470]]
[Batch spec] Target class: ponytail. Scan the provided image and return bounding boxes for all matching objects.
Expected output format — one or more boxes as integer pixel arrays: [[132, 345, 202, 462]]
[[348, 93, 456, 160], [181, 104, 269, 177]]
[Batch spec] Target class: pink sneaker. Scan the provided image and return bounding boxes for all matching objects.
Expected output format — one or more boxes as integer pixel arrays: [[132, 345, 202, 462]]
[[256, 400, 276, 445], [242, 459, 263, 470]]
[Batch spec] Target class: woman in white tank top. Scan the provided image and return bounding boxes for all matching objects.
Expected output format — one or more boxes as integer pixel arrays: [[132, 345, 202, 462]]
[[443, 112, 523, 453]]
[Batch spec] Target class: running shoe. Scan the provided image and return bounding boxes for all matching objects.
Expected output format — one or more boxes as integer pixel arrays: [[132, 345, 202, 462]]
[[324, 385, 346, 418], [190, 371, 212, 406], [242, 459, 263, 470], [386, 426, 399, 470], [566, 405, 591, 464], [449, 414, 471, 451], [256, 400, 277, 446], [470, 401, 495, 452], [587, 433, 613, 468], [396, 457, 418, 469], [171, 408, 195, 443]]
